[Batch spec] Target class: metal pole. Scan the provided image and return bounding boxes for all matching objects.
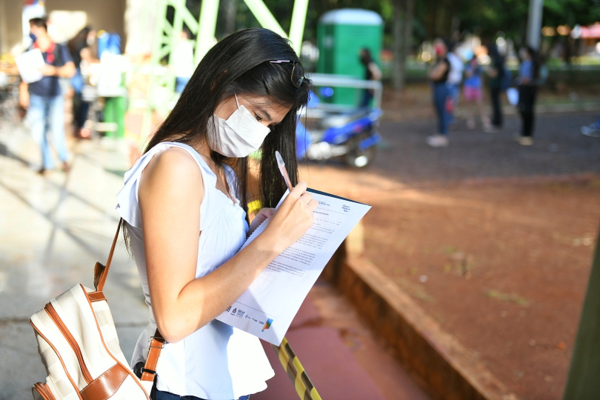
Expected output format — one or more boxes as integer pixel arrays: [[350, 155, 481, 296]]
[[288, 0, 309, 55], [168, 0, 185, 93], [272, 338, 322, 400], [243, 0, 287, 38], [194, 0, 220, 66], [526, 0, 544, 50], [141, 0, 168, 145]]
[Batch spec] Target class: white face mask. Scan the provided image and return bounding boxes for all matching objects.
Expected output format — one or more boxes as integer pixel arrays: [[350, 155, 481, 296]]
[[210, 94, 271, 158]]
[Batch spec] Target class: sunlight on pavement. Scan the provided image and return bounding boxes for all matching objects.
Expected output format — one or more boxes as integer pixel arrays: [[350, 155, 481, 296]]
[[0, 127, 147, 398]]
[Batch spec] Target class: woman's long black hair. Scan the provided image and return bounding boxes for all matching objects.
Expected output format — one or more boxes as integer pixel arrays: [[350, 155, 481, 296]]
[[146, 28, 310, 211]]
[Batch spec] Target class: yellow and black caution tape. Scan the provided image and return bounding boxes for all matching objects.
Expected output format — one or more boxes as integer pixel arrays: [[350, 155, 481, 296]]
[[272, 337, 322, 400]]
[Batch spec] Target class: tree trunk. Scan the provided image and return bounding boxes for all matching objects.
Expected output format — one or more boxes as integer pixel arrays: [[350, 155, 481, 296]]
[[392, 0, 405, 91], [224, 0, 238, 36], [402, 0, 414, 89]]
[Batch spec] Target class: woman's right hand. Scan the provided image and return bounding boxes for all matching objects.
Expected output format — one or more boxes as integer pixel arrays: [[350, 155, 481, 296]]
[[261, 182, 318, 253]]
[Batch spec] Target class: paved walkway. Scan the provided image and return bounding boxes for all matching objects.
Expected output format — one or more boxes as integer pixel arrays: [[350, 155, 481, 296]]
[[0, 125, 428, 400]]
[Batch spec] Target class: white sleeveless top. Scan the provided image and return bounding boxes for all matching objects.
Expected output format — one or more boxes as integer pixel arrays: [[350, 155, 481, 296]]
[[115, 142, 274, 399]]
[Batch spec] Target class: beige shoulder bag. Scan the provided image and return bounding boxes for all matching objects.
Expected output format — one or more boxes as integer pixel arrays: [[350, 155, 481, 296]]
[[29, 220, 164, 400]]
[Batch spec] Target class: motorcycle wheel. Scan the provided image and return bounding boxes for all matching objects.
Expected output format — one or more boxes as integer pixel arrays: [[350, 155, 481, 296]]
[[345, 143, 376, 168]]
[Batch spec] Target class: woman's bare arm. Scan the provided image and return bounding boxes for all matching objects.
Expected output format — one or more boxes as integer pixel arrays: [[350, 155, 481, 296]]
[[139, 148, 317, 343], [368, 62, 382, 81]]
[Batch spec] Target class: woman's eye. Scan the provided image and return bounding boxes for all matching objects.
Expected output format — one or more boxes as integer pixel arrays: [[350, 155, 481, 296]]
[[254, 113, 263, 122]]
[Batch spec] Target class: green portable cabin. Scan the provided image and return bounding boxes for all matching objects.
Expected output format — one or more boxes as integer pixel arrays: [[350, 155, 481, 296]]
[[316, 9, 383, 106]]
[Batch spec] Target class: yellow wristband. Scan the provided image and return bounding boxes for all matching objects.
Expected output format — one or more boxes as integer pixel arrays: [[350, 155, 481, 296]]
[[247, 200, 263, 215]]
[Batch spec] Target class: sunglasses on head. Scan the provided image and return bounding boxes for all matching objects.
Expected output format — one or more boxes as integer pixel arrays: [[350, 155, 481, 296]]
[[269, 60, 305, 88]]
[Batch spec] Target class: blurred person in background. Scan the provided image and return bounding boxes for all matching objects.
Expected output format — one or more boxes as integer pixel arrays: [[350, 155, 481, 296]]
[[173, 29, 195, 94], [67, 26, 95, 139], [427, 38, 451, 147], [485, 43, 506, 133], [446, 42, 464, 123], [516, 46, 539, 146], [19, 17, 75, 174], [462, 51, 490, 130], [358, 48, 381, 109]]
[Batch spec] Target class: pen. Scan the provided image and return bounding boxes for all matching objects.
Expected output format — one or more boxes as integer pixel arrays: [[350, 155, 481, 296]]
[[275, 151, 293, 192]]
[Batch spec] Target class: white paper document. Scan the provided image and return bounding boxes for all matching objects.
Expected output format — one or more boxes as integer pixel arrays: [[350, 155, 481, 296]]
[[216, 189, 371, 345], [15, 49, 45, 83]]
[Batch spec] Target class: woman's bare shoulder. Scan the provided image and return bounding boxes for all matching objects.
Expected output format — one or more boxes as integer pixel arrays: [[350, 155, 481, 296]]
[[140, 146, 203, 197], [148, 146, 201, 174]]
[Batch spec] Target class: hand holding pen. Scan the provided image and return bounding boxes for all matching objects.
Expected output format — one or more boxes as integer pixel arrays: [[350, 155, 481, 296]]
[[256, 151, 318, 252]]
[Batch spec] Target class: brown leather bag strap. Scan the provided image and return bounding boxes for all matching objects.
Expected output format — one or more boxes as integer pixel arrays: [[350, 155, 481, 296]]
[[141, 329, 165, 383], [94, 220, 166, 382], [94, 219, 123, 291]]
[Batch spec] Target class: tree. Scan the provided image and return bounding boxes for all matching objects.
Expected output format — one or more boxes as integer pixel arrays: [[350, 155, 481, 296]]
[[392, 0, 414, 90]]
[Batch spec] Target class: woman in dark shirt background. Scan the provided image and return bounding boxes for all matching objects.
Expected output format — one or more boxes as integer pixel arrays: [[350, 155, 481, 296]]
[[516, 46, 539, 146], [427, 38, 451, 147], [67, 26, 96, 139], [358, 48, 381, 109], [485, 43, 506, 133]]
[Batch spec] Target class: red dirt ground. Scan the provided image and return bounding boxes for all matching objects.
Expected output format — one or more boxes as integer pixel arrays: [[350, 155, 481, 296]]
[[363, 179, 600, 400], [302, 164, 600, 400]]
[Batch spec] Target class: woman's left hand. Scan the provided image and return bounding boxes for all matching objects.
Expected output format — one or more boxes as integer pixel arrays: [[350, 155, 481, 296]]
[[249, 207, 275, 235]]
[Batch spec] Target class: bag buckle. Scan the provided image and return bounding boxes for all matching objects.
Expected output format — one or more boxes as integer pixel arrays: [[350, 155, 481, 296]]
[[149, 336, 165, 349]]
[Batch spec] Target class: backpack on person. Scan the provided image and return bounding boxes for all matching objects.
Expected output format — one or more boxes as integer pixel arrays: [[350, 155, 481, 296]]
[[29, 220, 163, 400]]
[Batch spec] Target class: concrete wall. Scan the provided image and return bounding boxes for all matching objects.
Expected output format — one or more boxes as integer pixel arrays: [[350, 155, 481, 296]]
[[0, 0, 25, 54], [0, 0, 126, 54], [46, 0, 126, 46]]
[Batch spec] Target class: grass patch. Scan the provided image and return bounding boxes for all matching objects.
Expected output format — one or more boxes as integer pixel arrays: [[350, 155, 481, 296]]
[[486, 290, 529, 306]]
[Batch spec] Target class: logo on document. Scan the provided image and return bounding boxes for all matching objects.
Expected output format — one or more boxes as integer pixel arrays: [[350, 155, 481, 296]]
[[231, 308, 237, 315], [262, 318, 274, 332]]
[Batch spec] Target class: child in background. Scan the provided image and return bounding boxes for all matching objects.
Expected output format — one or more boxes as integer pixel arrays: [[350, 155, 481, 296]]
[[462, 52, 490, 131]]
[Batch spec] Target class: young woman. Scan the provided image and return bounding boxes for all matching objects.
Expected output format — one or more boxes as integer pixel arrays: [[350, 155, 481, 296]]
[[462, 52, 490, 130], [116, 28, 317, 400], [516, 46, 539, 146], [427, 38, 451, 147]]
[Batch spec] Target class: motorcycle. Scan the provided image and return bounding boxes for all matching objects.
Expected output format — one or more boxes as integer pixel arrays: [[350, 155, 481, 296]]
[[296, 90, 382, 168]]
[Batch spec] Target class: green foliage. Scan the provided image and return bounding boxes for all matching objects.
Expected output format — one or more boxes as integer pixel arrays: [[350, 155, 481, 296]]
[[214, 0, 600, 50], [544, 0, 600, 27]]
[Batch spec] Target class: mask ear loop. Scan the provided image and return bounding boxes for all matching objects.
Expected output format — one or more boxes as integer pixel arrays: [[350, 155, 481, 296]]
[[234, 93, 240, 108]]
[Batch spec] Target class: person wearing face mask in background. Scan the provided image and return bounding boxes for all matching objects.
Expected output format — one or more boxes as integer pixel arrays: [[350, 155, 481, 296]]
[[427, 38, 451, 147], [116, 28, 316, 400], [19, 17, 75, 173]]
